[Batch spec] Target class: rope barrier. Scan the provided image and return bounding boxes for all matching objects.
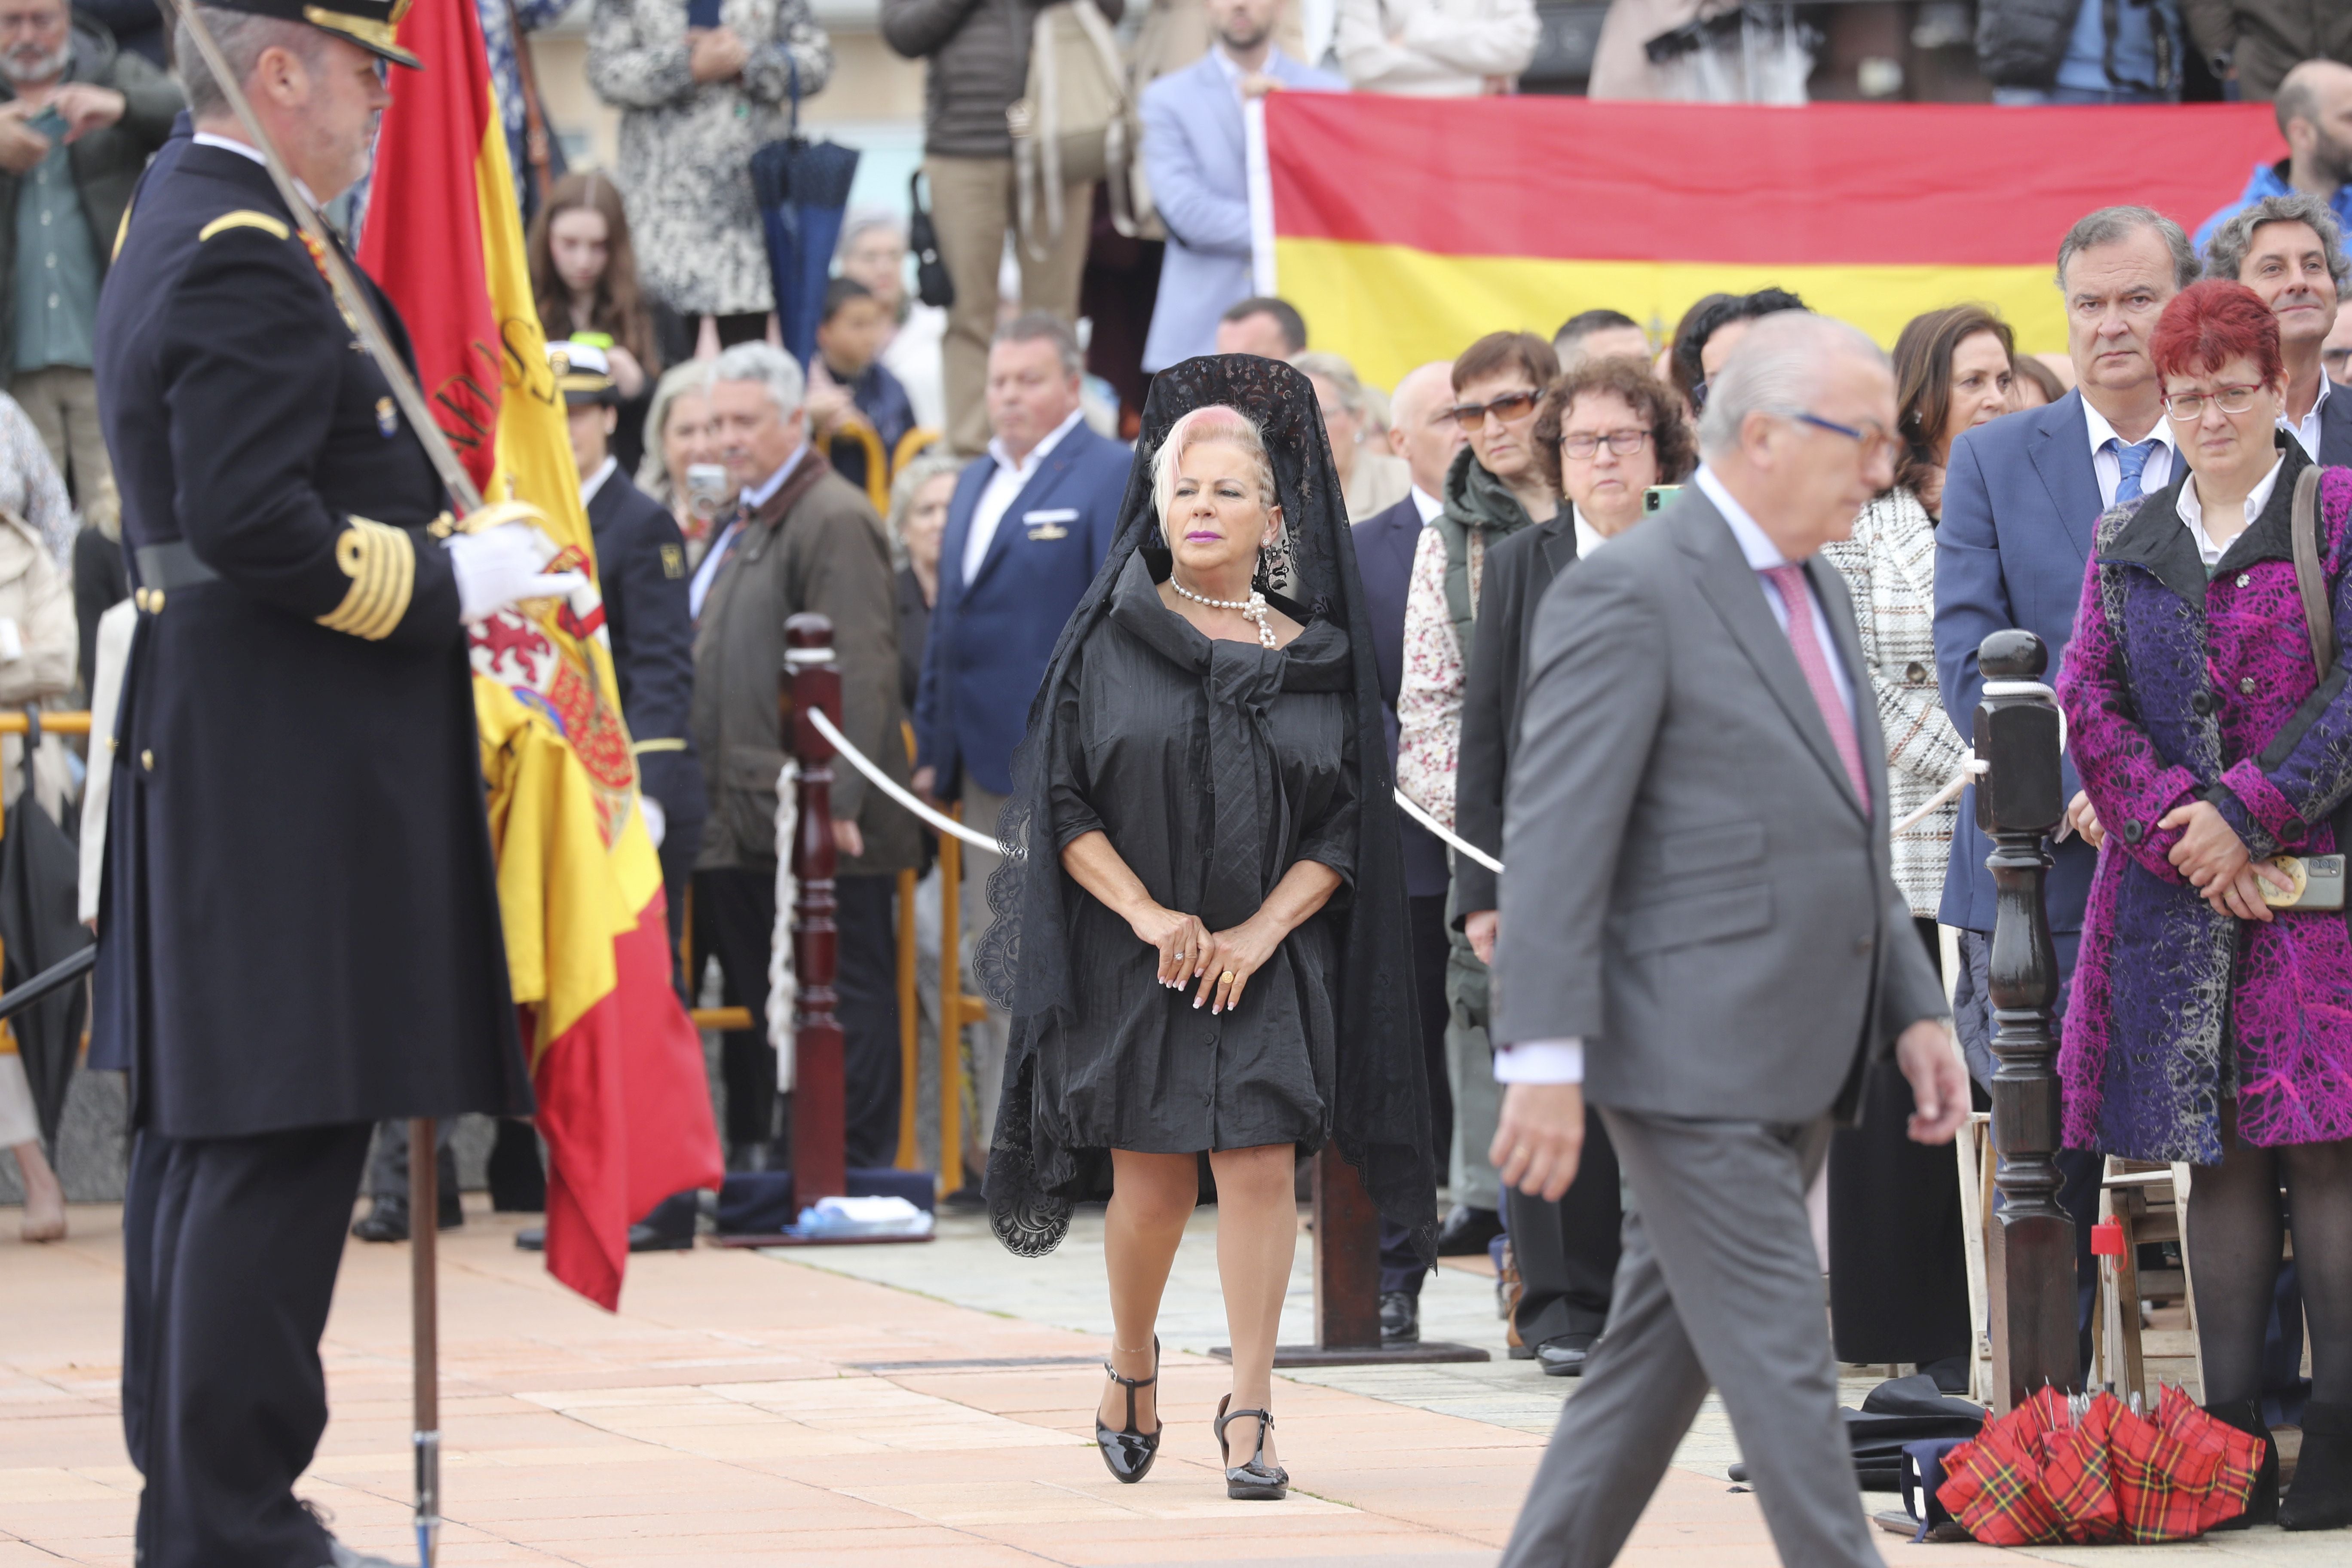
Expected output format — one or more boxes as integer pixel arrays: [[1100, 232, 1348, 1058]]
[[1392, 787, 1503, 873], [804, 707, 1019, 858]]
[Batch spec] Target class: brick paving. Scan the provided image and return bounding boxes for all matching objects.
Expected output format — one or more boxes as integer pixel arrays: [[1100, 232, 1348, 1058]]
[[0, 1199, 2329, 1565]]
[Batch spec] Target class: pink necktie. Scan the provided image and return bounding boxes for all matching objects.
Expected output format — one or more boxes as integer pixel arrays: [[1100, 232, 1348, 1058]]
[[1761, 564, 1869, 812]]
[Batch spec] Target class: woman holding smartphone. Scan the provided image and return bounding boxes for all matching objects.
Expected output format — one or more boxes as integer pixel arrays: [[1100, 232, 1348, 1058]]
[[2059, 280, 2352, 1534]]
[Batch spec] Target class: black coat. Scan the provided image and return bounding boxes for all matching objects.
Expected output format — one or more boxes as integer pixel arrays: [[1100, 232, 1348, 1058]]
[[1453, 513, 1578, 919], [89, 143, 531, 1138], [587, 464, 705, 836], [1349, 497, 1449, 900]]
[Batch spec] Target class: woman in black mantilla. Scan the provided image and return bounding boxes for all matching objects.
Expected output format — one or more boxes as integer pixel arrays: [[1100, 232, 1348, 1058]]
[[980, 359, 1435, 1502]]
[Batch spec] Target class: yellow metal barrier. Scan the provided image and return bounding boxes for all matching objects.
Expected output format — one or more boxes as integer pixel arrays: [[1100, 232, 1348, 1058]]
[[891, 426, 941, 475], [0, 710, 90, 734]]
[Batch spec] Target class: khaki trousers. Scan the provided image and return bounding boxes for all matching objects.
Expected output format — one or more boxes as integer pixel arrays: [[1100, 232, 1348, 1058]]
[[12, 365, 116, 534], [923, 156, 1093, 456]]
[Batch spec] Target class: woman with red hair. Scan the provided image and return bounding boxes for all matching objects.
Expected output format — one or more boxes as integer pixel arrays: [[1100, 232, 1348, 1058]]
[[2059, 278, 2352, 1532]]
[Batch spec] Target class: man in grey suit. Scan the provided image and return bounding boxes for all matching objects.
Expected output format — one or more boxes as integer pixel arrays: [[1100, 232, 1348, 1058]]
[[1488, 312, 1970, 1568]]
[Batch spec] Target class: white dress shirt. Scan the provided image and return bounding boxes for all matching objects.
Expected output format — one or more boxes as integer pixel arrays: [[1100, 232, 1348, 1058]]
[[2285, 374, 2334, 462], [190, 133, 322, 208], [2082, 398, 2179, 510], [1495, 468, 1857, 1087], [1572, 507, 1614, 561], [2177, 452, 2286, 568], [1409, 485, 1443, 524], [963, 407, 1084, 586], [579, 455, 618, 510]]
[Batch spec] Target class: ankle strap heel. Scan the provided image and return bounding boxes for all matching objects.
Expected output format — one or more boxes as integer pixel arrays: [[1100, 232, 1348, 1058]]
[[1093, 1335, 1161, 1485], [1215, 1393, 1289, 1501]]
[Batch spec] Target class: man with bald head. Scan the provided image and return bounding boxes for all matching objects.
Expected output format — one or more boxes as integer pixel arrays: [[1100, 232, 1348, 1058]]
[[1354, 358, 1465, 1341], [1489, 313, 1964, 1565], [2195, 58, 2352, 253]]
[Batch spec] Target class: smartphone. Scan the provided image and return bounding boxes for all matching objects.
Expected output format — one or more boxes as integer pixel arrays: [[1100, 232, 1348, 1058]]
[[2264, 854, 2346, 911], [1642, 484, 1683, 515], [686, 0, 723, 28], [685, 462, 731, 521]]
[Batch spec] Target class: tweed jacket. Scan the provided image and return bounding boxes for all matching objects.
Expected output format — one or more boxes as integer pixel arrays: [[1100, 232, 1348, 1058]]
[[587, 0, 833, 315], [1820, 486, 1968, 917], [2058, 447, 2352, 1163]]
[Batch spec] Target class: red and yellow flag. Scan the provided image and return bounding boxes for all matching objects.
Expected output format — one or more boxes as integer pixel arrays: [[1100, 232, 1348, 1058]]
[[1263, 96, 2285, 389], [359, 0, 722, 1309]]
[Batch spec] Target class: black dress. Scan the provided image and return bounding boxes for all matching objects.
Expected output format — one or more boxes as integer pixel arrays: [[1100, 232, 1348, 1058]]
[[1032, 552, 1357, 1168]]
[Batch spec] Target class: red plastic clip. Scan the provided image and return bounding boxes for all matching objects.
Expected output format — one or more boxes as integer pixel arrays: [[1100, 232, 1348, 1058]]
[[2091, 1217, 2125, 1257]]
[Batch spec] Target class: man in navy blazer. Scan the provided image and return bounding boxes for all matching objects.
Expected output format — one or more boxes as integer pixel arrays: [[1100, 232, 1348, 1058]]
[[1935, 205, 2199, 1369], [1353, 360, 1462, 1342], [914, 312, 1126, 1186], [1137, 0, 1342, 373]]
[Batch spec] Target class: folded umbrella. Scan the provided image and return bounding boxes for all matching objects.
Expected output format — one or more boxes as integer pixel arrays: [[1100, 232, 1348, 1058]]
[[750, 59, 860, 371], [0, 728, 94, 1149]]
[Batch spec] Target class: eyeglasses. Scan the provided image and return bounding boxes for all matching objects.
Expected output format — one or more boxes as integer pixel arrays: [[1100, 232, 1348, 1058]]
[[1788, 410, 1899, 464], [1560, 429, 1654, 460], [2162, 384, 2262, 421], [1450, 390, 1540, 430]]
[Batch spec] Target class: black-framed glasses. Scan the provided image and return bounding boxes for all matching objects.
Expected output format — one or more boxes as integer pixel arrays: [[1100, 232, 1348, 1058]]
[[1450, 389, 1540, 430], [1560, 429, 1654, 460], [1788, 410, 1899, 464], [2162, 384, 2262, 421]]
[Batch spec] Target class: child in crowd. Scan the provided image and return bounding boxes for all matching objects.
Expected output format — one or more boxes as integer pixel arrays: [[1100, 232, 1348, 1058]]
[[807, 278, 917, 496]]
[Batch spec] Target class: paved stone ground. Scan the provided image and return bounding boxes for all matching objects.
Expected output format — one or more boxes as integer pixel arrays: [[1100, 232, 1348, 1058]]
[[0, 1199, 2335, 1565]]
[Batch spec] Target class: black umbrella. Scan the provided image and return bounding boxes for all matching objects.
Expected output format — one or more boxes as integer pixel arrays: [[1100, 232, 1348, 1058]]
[[750, 59, 860, 369], [0, 717, 94, 1149]]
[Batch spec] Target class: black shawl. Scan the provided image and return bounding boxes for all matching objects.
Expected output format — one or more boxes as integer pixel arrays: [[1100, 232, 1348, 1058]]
[[978, 355, 1437, 1259]]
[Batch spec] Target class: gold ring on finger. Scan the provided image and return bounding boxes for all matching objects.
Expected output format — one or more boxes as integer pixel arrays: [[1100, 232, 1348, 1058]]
[[1221, 971, 1237, 985]]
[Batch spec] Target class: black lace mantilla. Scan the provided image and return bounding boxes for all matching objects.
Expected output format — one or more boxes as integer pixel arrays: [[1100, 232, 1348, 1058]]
[[977, 355, 1439, 1261]]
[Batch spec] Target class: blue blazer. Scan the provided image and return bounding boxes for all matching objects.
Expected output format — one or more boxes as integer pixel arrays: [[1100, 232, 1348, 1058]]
[[1138, 50, 1342, 372], [1351, 496, 1449, 900], [915, 420, 1129, 796], [1933, 390, 2106, 934]]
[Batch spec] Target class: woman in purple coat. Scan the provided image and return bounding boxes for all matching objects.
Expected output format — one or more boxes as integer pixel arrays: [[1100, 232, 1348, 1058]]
[[2060, 280, 2352, 1533]]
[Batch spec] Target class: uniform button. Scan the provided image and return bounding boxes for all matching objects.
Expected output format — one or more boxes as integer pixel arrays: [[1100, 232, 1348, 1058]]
[[2192, 693, 2214, 715], [2236, 573, 2252, 588], [1905, 662, 1927, 684], [2241, 677, 2257, 695], [2286, 816, 2308, 840], [140, 750, 153, 771], [2123, 820, 2145, 844], [149, 589, 164, 612], [132, 588, 147, 612]]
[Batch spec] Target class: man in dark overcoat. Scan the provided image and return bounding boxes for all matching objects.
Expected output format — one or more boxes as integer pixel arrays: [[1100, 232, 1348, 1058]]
[[90, 3, 580, 1562]]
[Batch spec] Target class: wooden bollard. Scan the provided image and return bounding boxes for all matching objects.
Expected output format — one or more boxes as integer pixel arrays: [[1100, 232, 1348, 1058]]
[[1975, 628, 2079, 1411], [784, 613, 846, 1206]]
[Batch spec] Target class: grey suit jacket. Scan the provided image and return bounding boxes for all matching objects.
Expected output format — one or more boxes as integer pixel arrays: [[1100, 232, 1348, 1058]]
[[1491, 487, 1948, 1126]]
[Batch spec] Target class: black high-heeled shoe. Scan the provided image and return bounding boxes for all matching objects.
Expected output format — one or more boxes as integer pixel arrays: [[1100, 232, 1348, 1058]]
[[2204, 1398, 2278, 1529], [1095, 1337, 1161, 1483], [1215, 1393, 1289, 1501], [2282, 1398, 2352, 1531]]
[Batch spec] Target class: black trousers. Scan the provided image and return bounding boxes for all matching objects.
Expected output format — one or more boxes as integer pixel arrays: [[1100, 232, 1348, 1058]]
[[1508, 1102, 1623, 1349], [122, 1123, 373, 1568], [1379, 891, 1458, 1294], [835, 872, 903, 1171], [695, 866, 779, 1153]]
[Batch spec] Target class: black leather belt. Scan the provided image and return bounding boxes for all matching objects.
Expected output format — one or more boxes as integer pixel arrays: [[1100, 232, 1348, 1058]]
[[134, 542, 220, 598]]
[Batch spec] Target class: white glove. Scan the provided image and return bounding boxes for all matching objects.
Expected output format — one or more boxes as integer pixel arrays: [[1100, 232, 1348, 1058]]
[[639, 794, 667, 849], [447, 521, 587, 625]]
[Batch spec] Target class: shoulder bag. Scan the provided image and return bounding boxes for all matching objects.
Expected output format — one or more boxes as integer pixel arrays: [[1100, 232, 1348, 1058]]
[[1007, 0, 1151, 261]]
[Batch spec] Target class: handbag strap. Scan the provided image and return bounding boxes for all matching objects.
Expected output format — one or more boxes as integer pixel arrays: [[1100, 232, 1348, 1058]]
[[2293, 464, 2331, 680]]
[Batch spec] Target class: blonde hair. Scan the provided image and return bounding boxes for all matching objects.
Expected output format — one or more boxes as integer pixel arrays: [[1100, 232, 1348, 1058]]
[[1151, 405, 1277, 539]]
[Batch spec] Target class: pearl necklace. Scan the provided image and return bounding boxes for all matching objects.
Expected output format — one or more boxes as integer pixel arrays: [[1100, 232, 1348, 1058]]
[[1170, 575, 1277, 647]]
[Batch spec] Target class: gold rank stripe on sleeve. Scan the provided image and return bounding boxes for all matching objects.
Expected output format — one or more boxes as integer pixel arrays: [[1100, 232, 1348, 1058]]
[[632, 738, 689, 754], [318, 516, 415, 640], [197, 210, 293, 243]]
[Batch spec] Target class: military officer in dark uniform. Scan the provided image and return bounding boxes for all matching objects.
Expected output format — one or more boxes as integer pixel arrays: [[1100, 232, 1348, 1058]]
[[91, 4, 582, 1564], [558, 338, 704, 970]]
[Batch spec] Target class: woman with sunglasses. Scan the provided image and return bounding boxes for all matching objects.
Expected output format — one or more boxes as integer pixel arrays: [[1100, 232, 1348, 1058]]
[[1395, 329, 1558, 1249], [2061, 279, 2352, 1532]]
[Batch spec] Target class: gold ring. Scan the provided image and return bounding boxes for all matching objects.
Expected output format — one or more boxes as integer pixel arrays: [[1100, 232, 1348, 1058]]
[[1221, 971, 1237, 985]]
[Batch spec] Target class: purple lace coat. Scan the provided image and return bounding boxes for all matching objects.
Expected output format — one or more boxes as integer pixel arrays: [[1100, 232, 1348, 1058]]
[[2058, 451, 2352, 1164]]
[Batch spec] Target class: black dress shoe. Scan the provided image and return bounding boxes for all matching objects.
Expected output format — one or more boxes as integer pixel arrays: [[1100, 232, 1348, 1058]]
[[2203, 1398, 2278, 1529], [1433, 1204, 1503, 1257], [1535, 1335, 1594, 1377], [630, 1192, 699, 1252], [1380, 1290, 1420, 1345], [1095, 1337, 1161, 1483], [350, 1193, 462, 1242], [2282, 1397, 2352, 1531], [514, 1225, 545, 1252]]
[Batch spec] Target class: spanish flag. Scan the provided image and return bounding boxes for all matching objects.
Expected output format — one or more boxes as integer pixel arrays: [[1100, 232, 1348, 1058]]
[[358, 0, 722, 1308], [1262, 96, 2285, 389]]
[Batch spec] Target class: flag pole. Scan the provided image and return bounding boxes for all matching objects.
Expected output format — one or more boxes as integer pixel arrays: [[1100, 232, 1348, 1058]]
[[170, 4, 484, 515], [408, 1118, 441, 1568], [170, 13, 459, 1561]]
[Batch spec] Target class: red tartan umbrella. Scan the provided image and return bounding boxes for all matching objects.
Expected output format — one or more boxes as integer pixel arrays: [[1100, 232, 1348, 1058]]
[[1938, 1386, 2265, 1545]]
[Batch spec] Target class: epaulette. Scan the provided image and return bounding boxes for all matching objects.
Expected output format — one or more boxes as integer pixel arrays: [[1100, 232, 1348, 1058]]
[[198, 210, 291, 243]]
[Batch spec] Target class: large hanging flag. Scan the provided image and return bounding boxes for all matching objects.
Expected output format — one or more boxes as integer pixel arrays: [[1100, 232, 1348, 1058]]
[[358, 0, 722, 1309], [1257, 96, 2285, 391]]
